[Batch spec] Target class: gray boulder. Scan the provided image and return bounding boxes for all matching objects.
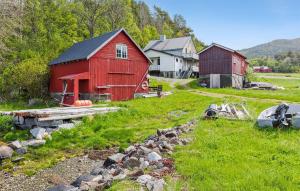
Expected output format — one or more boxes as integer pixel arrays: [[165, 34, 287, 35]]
[[8, 140, 22, 150], [16, 147, 27, 155], [0, 145, 13, 159], [21, 139, 46, 147], [137, 174, 153, 185], [146, 179, 165, 191], [147, 152, 162, 162], [140, 146, 152, 154], [124, 157, 141, 168], [103, 153, 125, 167], [30, 127, 47, 140], [71, 174, 95, 187], [165, 130, 177, 138], [47, 184, 78, 191]]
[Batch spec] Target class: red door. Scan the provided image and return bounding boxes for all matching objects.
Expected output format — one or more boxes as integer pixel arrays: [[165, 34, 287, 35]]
[[107, 73, 136, 101]]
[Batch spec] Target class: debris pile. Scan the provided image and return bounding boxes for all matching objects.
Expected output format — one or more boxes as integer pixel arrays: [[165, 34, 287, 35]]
[[244, 82, 285, 90], [47, 120, 196, 191], [257, 104, 300, 128], [1, 107, 120, 129], [204, 103, 251, 120]]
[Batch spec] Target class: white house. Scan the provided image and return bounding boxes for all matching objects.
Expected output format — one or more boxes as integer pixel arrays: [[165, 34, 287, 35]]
[[144, 35, 199, 78]]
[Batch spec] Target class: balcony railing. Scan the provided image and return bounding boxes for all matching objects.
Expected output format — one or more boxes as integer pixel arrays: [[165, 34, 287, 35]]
[[149, 65, 160, 71], [182, 53, 199, 60]]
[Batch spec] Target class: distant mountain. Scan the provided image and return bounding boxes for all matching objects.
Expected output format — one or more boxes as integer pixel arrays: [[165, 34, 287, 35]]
[[239, 38, 300, 58]]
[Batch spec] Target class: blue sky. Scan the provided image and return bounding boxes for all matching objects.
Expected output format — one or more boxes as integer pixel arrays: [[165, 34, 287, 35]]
[[143, 0, 300, 50]]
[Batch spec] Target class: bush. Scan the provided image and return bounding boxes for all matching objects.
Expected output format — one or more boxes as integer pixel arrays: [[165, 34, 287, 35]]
[[0, 115, 13, 132]]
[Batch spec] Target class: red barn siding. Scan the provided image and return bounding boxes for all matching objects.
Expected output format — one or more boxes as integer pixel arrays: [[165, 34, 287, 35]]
[[49, 30, 149, 102], [199, 46, 247, 76], [199, 46, 232, 75], [49, 60, 89, 92]]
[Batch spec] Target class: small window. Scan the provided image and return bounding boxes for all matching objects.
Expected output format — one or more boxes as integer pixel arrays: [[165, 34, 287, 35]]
[[116, 44, 128, 59], [176, 58, 178, 62], [157, 58, 160, 65]]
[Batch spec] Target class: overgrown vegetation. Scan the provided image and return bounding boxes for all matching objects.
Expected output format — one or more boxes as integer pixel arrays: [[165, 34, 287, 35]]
[[0, 0, 204, 101]]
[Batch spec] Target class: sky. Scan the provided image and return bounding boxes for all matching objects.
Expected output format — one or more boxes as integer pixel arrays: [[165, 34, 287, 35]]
[[143, 0, 300, 50]]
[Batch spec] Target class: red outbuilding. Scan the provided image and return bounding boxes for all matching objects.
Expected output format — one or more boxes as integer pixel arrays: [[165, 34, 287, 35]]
[[49, 28, 150, 105], [198, 43, 248, 88]]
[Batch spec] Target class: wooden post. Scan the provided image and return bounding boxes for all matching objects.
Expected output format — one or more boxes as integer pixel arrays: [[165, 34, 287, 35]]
[[73, 79, 79, 102]]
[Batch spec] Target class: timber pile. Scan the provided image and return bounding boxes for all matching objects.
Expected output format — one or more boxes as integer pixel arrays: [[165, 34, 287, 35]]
[[1, 107, 120, 129], [204, 103, 252, 120]]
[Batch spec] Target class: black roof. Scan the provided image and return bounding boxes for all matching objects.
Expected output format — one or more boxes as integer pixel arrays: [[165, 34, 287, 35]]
[[50, 29, 121, 65]]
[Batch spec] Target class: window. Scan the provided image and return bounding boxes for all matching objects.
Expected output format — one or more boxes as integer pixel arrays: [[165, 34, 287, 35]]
[[176, 58, 178, 62], [157, 58, 160, 65], [116, 44, 128, 59]]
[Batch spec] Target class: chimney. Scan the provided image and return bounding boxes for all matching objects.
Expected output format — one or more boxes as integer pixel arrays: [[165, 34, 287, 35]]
[[160, 35, 166, 41]]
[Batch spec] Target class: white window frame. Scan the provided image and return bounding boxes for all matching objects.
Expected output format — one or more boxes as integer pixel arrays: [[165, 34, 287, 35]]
[[116, 44, 128, 59]]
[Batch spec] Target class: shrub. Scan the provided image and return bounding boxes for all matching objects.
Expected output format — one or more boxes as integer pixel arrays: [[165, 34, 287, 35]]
[[0, 115, 13, 132]]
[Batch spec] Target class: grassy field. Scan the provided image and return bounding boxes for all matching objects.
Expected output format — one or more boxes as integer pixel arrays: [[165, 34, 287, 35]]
[[1, 75, 300, 190], [187, 74, 300, 103], [255, 72, 300, 78], [110, 93, 300, 191]]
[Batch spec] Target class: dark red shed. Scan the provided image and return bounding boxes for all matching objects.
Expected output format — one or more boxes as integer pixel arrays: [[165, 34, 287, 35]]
[[198, 43, 248, 88], [49, 28, 150, 104]]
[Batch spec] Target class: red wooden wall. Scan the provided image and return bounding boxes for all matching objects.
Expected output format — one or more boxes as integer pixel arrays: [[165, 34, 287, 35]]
[[199, 46, 248, 76], [199, 46, 232, 75]]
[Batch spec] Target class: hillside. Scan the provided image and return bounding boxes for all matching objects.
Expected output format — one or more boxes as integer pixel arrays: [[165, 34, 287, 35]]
[[240, 38, 300, 58]]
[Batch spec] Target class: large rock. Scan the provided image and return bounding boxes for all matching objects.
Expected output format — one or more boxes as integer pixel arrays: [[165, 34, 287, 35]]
[[47, 184, 78, 191], [147, 152, 162, 162], [103, 153, 125, 167], [21, 139, 46, 147], [0, 145, 13, 159], [16, 147, 27, 155], [124, 157, 141, 168], [71, 174, 95, 187], [8, 140, 22, 150], [137, 174, 153, 185], [30, 127, 47, 140], [140, 146, 152, 154], [146, 179, 165, 191], [165, 130, 177, 138]]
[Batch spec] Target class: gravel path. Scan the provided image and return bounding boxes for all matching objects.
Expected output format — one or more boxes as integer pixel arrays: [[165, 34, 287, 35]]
[[0, 156, 103, 191]]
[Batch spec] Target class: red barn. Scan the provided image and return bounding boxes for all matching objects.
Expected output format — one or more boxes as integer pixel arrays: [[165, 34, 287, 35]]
[[49, 28, 150, 105], [198, 43, 248, 88]]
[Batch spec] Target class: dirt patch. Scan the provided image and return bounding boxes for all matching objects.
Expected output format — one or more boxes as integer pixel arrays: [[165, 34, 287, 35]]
[[0, 156, 103, 191]]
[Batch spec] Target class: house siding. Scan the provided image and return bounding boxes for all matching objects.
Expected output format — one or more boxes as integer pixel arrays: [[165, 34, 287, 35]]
[[199, 46, 232, 75]]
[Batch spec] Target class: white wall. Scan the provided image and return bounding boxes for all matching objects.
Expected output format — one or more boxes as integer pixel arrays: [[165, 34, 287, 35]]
[[145, 50, 176, 72]]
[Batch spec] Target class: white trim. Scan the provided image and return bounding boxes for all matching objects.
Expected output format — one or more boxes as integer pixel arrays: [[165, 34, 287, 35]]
[[108, 85, 136, 87], [198, 43, 235, 55]]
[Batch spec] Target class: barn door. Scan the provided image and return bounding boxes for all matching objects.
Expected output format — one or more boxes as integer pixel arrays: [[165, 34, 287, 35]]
[[107, 73, 136, 101]]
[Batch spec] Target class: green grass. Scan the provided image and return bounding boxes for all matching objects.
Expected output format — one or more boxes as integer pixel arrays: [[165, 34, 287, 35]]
[[1, 76, 300, 190], [187, 76, 300, 102], [255, 72, 300, 78], [171, 117, 300, 190], [0, 100, 56, 111], [149, 77, 173, 91], [0, 91, 214, 175]]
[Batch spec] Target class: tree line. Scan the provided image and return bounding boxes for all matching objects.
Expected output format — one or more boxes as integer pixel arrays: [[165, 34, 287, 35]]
[[249, 51, 300, 73], [0, 0, 205, 100]]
